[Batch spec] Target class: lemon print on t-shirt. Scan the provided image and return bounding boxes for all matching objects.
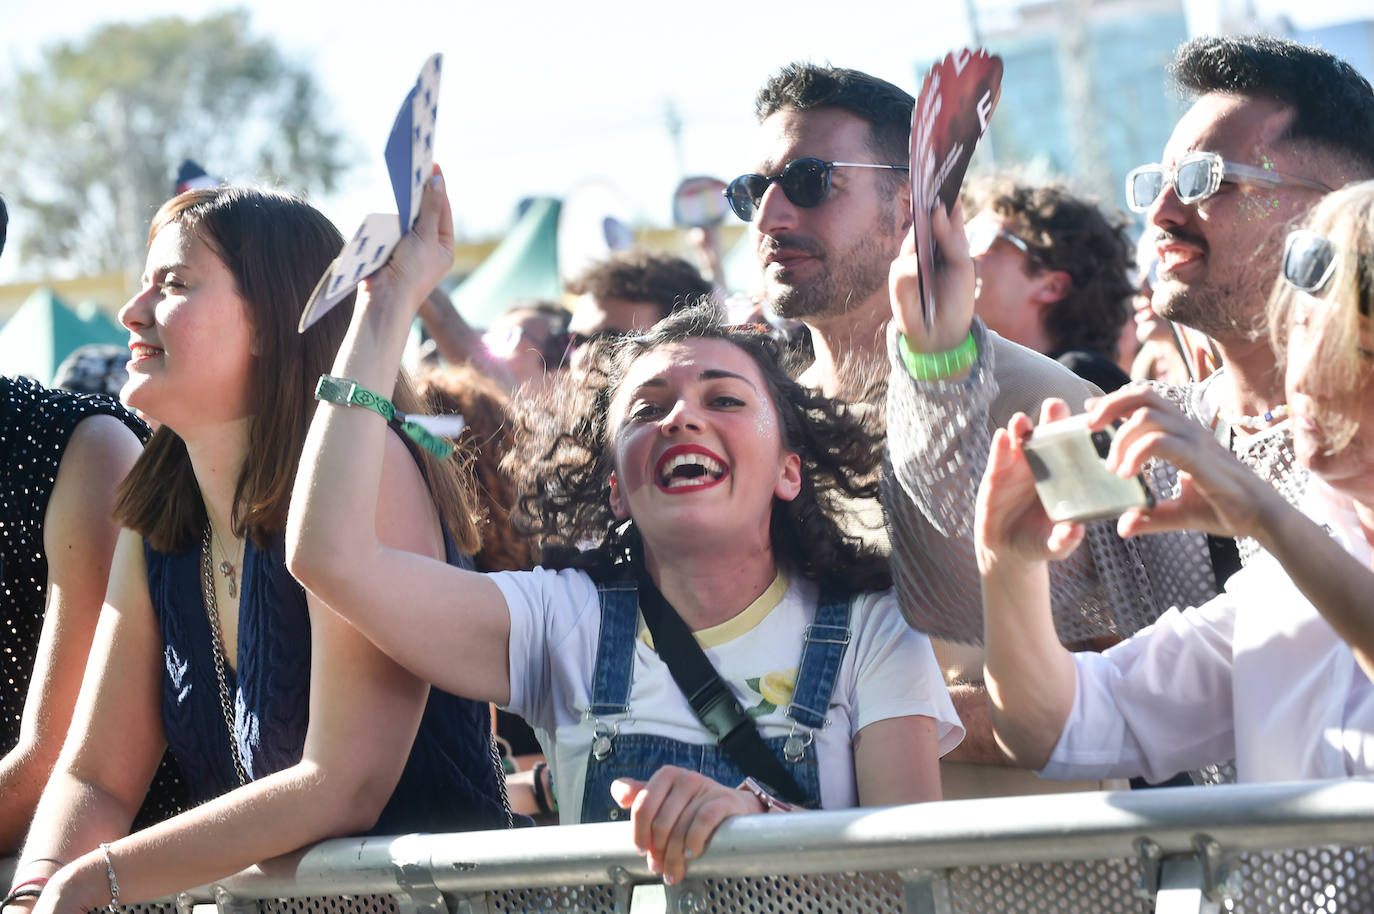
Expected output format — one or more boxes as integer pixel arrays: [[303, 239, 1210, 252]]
[[745, 666, 797, 717]]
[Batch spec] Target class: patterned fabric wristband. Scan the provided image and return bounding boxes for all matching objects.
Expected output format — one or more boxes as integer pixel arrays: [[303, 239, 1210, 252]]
[[898, 331, 978, 381], [315, 375, 454, 460]]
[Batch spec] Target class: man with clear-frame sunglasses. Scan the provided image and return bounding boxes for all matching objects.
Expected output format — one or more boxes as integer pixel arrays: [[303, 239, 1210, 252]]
[[886, 35, 1374, 790], [1108, 35, 1374, 576]]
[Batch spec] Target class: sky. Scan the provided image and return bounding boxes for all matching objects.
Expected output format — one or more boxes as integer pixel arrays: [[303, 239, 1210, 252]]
[[2, 0, 1370, 283]]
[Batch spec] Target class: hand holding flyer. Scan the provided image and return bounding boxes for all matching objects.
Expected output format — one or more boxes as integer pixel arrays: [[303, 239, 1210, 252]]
[[299, 53, 443, 332], [910, 47, 1004, 329]]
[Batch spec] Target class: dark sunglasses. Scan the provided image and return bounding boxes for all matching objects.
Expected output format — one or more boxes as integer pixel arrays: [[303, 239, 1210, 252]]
[[724, 158, 909, 222], [1283, 229, 1373, 316], [1282, 230, 1339, 294]]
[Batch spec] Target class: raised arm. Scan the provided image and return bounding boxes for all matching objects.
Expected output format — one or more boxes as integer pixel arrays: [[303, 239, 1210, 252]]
[[0, 415, 143, 853], [287, 168, 513, 704], [976, 413, 1081, 769]]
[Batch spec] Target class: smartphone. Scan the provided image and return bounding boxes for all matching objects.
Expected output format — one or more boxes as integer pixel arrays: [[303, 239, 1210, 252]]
[[1022, 414, 1155, 524]]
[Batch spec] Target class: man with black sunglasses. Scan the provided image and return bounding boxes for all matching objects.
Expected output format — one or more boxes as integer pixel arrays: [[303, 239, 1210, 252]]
[[738, 63, 1115, 800]]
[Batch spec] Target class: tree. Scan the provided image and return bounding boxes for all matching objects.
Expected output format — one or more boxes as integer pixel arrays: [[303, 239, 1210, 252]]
[[0, 11, 350, 278]]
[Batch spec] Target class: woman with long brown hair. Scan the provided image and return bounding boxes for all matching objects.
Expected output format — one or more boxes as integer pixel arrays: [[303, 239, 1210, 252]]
[[4, 187, 508, 914]]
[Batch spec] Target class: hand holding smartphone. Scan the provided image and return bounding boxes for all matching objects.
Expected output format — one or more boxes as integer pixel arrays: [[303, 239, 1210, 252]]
[[1022, 413, 1155, 524]]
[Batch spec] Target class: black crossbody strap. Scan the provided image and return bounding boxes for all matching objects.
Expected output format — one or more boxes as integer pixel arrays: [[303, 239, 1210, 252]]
[[635, 568, 809, 806]]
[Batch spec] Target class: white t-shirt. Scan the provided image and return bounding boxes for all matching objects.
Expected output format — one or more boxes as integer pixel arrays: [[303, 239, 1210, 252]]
[[494, 567, 963, 824]]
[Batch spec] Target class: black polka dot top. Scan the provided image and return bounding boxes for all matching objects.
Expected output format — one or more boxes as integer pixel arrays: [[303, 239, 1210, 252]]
[[1, 375, 151, 751]]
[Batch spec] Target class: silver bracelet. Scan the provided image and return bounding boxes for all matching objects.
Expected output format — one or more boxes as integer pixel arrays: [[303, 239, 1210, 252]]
[[98, 843, 120, 913]]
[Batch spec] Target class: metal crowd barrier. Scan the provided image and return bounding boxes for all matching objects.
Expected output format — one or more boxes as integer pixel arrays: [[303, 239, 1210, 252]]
[[7, 778, 1374, 913]]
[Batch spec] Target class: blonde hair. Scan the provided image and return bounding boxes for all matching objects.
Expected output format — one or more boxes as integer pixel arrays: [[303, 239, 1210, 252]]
[[1268, 180, 1374, 452]]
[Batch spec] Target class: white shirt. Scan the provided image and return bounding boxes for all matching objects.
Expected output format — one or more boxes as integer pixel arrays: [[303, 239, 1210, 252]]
[[494, 567, 963, 823], [1043, 480, 1374, 784]]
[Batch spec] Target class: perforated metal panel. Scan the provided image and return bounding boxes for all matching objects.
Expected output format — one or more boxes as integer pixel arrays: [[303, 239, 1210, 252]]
[[259, 896, 397, 914], [692, 871, 903, 914], [946, 858, 1150, 914], [1222, 846, 1374, 914], [487, 884, 618, 913]]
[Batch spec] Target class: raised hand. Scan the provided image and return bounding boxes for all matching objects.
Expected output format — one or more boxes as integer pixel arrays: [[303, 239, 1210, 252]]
[[975, 398, 1087, 572], [889, 199, 978, 354], [360, 166, 456, 316], [1084, 385, 1283, 541]]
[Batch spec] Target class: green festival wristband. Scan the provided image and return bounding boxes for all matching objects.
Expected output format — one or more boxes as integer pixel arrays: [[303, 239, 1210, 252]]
[[898, 331, 978, 381], [314, 375, 454, 460]]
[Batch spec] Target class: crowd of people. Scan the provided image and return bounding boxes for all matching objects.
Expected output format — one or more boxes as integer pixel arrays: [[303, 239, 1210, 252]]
[[2, 30, 1373, 911]]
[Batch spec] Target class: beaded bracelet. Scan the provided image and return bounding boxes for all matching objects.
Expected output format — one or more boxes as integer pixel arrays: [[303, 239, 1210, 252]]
[[315, 375, 454, 460], [898, 331, 978, 381], [99, 843, 120, 914]]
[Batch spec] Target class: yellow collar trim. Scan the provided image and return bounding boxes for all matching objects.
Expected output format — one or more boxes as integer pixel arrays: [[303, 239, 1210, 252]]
[[639, 572, 788, 651]]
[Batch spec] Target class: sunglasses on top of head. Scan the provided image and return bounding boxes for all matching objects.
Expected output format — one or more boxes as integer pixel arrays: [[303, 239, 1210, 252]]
[[1124, 151, 1332, 213], [724, 157, 909, 222]]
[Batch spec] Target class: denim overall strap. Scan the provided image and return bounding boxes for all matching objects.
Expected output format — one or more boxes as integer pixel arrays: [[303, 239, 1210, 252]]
[[785, 582, 853, 731], [576, 577, 824, 822], [586, 579, 639, 717], [578, 578, 843, 822]]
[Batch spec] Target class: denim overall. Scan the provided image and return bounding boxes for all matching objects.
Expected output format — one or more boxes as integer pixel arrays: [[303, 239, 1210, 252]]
[[579, 577, 853, 823]]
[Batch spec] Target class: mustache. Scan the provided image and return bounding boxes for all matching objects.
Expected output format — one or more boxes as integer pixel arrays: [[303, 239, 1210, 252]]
[[1156, 228, 1208, 254], [759, 232, 826, 260]]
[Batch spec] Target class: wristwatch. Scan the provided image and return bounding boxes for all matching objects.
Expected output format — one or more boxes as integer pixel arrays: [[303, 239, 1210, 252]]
[[736, 776, 796, 813]]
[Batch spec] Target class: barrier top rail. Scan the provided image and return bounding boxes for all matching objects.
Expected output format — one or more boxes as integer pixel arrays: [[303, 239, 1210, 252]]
[[163, 779, 1374, 897], [5, 778, 1374, 913]]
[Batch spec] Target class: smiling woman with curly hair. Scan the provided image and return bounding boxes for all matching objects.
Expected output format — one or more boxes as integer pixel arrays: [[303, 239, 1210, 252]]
[[289, 173, 962, 887], [508, 304, 892, 593]]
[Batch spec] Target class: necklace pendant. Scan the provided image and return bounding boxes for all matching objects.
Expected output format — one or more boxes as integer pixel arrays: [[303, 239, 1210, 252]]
[[218, 561, 236, 598]]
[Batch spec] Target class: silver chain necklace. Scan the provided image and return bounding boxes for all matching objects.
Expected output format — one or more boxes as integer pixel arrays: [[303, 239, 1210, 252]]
[[201, 525, 248, 787]]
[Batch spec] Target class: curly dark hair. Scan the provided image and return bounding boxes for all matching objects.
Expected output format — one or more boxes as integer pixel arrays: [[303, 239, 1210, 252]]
[[505, 303, 891, 592], [1171, 35, 1374, 178], [964, 175, 1134, 359], [565, 248, 713, 319], [755, 62, 913, 199]]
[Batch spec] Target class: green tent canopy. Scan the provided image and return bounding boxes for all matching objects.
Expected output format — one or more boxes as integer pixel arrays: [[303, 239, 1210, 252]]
[[0, 287, 127, 385], [448, 197, 562, 329], [75, 299, 127, 341]]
